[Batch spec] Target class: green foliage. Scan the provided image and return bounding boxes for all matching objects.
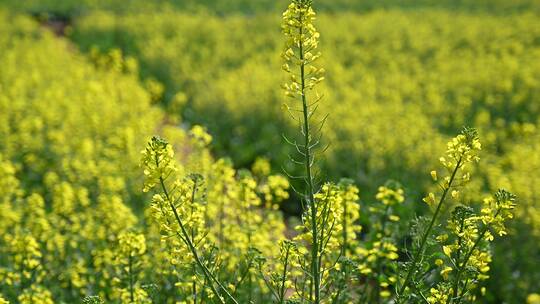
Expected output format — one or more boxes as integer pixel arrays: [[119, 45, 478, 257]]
[[2, 0, 540, 16]]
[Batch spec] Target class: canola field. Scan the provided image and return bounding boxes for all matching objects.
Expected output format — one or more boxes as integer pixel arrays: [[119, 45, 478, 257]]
[[0, 0, 539, 303]]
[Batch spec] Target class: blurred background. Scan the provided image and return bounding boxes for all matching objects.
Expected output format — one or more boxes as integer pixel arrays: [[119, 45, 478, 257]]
[[1, 0, 539, 302]]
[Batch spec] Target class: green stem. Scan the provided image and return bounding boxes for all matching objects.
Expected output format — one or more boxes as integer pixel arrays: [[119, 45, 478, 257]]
[[190, 187, 198, 304], [456, 278, 470, 303], [193, 263, 197, 304], [359, 274, 370, 303], [342, 193, 348, 256], [373, 205, 391, 304], [397, 157, 462, 300], [448, 215, 466, 304], [297, 15, 320, 304], [279, 245, 291, 303], [129, 254, 134, 303]]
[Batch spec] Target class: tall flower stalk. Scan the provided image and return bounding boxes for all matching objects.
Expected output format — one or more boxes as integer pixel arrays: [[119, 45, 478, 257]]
[[141, 137, 239, 304], [282, 0, 325, 303], [397, 127, 482, 301]]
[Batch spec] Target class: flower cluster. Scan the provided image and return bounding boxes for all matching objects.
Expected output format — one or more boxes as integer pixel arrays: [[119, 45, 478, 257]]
[[117, 231, 147, 261], [427, 286, 449, 304], [17, 286, 54, 304], [141, 136, 177, 193], [189, 125, 213, 147], [1, 233, 44, 287], [282, 0, 325, 98], [442, 127, 482, 167], [423, 127, 481, 207], [480, 189, 517, 236], [375, 185, 405, 206]]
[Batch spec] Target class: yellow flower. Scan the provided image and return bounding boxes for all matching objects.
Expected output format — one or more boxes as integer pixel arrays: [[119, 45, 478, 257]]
[[440, 266, 453, 280], [189, 125, 213, 146], [140, 136, 177, 193], [430, 170, 438, 181], [282, 0, 324, 96], [18, 286, 54, 304], [527, 293, 540, 304], [427, 286, 449, 304], [386, 251, 399, 260], [376, 185, 405, 206], [443, 245, 452, 257], [0, 295, 8, 304], [118, 232, 146, 257], [423, 192, 436, 206], [358, 264, 372, 275]]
